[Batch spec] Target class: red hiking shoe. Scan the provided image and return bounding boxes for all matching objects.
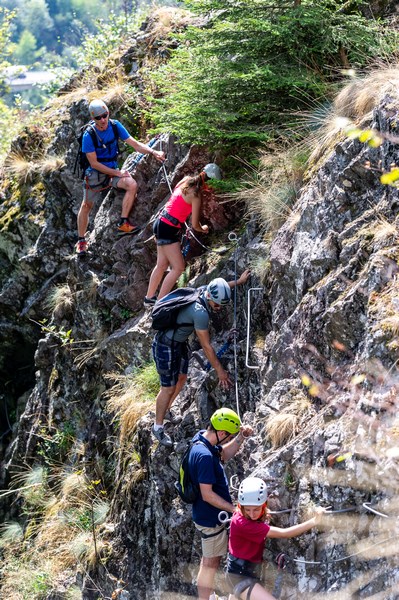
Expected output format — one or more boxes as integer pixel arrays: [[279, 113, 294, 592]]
[[76, 239, 88, 255]]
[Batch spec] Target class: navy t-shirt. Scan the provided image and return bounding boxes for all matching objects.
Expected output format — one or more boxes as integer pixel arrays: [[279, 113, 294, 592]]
[[188, 431, 231, 527]]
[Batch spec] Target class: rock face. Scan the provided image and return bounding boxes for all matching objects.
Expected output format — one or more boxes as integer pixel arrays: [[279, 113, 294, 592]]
[[1, 18, 399, 600]]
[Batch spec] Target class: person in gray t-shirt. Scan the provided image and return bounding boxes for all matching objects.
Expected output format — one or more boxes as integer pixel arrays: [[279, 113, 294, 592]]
[[151, 270, 250, 447]]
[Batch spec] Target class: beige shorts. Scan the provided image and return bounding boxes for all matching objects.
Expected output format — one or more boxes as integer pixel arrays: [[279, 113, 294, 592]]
[[194, 523, 228, 558], [83, 170, 121, 203]]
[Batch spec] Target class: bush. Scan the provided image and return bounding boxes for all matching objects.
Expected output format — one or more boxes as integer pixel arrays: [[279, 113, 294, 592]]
[[148, 0, 398, 149]]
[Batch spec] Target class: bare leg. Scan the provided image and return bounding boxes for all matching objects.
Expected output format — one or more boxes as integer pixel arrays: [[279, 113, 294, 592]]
[[197, 556, 220, 600], [155, 385, 176, 426], [157, 242, 185, 299], [167, 374, 187, 410], [116, 175, 138, 219], [146, 246, 169, 299], [239, 583, 276, 600], [77, 200, 93, 237]]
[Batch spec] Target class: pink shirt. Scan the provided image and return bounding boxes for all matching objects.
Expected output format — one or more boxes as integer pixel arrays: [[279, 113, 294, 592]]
[[228, 512, 270, 563], [162, 183, 192, 226]]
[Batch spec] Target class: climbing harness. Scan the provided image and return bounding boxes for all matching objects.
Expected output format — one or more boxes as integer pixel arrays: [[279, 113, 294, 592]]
[[245, 287, 263, 369]]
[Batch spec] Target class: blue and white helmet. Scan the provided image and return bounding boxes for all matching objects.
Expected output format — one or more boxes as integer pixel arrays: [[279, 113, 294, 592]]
[[89, 99, 109, 118], [206, 278, 231, 305]]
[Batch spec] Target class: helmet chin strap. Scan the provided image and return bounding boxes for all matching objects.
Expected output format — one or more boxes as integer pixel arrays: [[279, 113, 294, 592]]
[[215, 430, 230, 445]]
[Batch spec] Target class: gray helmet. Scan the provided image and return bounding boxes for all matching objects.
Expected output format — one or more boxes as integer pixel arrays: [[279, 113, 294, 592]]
[[206, 278, 231, 305], [89, 99, 109, 118], [203, 163, 222, 180], [238, 477, 268, 506]]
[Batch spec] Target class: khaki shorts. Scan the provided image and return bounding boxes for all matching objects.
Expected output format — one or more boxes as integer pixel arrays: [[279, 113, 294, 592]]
[[194, 523, 228, 558], [83, 170, 121, 203]]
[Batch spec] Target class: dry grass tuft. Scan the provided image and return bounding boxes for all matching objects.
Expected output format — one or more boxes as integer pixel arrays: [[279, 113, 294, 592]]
[[146, 6, 193, 42], [334, 67, 399, 122], [264, 395, 315, 448], [45, 284, 75, 319], [4, 151, 37, 183], [38, 155, 66, 175], [0, 522, 24, 548], [237, 147, 305, 235], [105, 364, 158, 446], [61, 471, 90, 505]]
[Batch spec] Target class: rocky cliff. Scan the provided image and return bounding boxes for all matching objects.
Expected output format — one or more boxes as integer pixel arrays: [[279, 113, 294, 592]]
[[0, 12, 399, 600]]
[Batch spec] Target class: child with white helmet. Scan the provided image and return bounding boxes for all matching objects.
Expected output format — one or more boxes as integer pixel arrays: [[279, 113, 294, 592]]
[[226, 477, 327, 600]]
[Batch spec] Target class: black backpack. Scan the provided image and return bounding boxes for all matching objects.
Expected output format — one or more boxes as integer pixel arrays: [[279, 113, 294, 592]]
[[151, 287, 207, 331], [175, 441, 200, 504], [73, 119, 120, 179]]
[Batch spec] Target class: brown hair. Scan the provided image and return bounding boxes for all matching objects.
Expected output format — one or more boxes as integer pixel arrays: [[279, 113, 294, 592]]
[[238, 503, 271, 523], [181, 172, 206, 197]]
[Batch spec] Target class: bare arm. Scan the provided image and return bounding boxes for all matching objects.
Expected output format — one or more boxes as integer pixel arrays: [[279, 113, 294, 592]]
[[199, 483, 235, 513], [124, 136, 165, 162], [227, 269, 251, 288], [189, 195, 208, 233], [220, 426, 253, 462], [195, 328, 230, 389], [267, 507, 327, 539]]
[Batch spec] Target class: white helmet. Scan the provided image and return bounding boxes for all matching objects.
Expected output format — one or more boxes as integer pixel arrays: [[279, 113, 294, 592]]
[[238, 477, 268, 506], [89, 99, 109, 118], [206, 278, 231, 305], [203, 163, 222, 180]]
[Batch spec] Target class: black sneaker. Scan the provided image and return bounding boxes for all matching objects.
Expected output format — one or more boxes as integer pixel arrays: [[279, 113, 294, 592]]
[[151, 425, 173, 447], [144, 295, 157, 307]]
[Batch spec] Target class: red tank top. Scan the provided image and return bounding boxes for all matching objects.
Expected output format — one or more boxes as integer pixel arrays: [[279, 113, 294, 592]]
[[161, 183, 192, 227]]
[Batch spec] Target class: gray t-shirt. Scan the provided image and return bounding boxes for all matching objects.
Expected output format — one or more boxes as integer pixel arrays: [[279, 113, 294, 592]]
[[165, 292, 210, 342]]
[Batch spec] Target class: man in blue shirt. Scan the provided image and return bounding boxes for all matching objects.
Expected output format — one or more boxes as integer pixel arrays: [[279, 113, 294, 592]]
[[76, 98, 165, 255], [188, 408, 253, 600]]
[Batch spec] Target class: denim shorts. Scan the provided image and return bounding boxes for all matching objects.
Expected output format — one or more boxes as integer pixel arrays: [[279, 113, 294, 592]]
[[83, 170, 120, 203], [152, 333, 189, 387]]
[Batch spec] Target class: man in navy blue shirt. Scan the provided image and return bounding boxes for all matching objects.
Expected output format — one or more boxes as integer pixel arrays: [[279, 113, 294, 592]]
[[188, 408, 253, 600], [76, 98, 165, 255]]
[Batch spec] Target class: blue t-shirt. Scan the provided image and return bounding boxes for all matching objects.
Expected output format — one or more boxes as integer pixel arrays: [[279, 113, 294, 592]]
[[189, 431, 231, 527], [165, 290, 210, 343], [82, 120, 130, 169]]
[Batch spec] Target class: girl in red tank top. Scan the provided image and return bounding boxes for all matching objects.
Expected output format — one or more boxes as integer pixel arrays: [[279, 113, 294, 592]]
[[145, 170, 210, 303]]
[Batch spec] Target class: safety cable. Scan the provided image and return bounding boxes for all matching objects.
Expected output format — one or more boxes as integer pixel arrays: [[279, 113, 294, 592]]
[[228, 232, 240, 419]]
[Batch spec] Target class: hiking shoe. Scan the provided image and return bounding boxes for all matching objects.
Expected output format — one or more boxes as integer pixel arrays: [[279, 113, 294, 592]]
[[144, 295, 157, 307], [117, 221, 139, 234], [76, 239, 88, 255], [152, 425, 173, 448]]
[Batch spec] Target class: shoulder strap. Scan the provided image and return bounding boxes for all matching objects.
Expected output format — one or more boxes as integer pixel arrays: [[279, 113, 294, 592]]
[[87, 123, 100, 149], [110, 119, 119, 140]]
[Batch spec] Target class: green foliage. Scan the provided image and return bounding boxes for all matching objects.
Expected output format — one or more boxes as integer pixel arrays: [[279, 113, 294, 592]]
[[73, 11, 139, 69], [131, 362, 160, 400], [37, 422, 76, 463], [148, 0, 398, 148], [32, 571, 51, 598]]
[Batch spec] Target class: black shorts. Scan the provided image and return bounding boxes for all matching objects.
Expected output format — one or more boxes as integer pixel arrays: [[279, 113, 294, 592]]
[[153, 218, 182, 246], [225, 555, 261, 599]]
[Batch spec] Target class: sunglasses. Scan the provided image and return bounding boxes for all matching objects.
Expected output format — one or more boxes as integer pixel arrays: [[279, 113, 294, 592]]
[[94, 112, 108, 121]]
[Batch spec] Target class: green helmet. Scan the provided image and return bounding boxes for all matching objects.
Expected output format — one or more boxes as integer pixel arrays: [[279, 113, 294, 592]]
[[210, 408, 241, 434]]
